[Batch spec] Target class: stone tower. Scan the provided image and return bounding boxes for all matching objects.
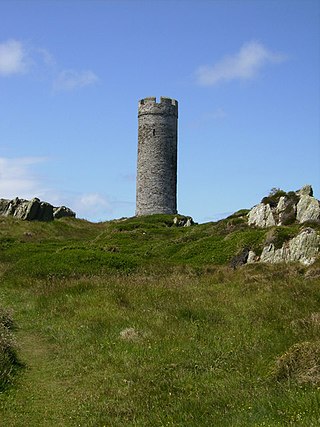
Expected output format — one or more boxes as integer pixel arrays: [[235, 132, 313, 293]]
[[136, 96, 178, 216]]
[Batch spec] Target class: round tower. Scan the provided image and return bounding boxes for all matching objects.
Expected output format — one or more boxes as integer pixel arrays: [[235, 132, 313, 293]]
[[136, 96, 178, 216]]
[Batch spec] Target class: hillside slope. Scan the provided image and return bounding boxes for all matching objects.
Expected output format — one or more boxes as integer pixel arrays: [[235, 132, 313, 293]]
[[0, 214, 319, 426]]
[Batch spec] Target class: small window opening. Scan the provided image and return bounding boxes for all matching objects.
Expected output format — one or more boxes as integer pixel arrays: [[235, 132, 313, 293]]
[[153, 129, 156, 136]]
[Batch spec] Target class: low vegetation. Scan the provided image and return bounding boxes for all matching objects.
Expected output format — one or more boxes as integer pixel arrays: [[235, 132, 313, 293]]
[[0, 307, 20, 391], [0, 214, 319, 426]]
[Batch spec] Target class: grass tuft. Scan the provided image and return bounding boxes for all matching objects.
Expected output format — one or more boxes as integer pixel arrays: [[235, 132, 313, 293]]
[[272, 341, 320, 385]]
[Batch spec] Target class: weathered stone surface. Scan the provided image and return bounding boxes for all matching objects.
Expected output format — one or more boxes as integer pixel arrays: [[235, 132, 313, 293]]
[[248, 203, 276, 228], [296, 184, 313, 197], [53, 206, 76, 219], [184, 218, 193, 227], [24, 198, 41, 220], [296, 195, 320, 223], [248, 185, 319, 227], [247, 250, 258, 264], [0, 197, 75, 221], [260, 228, 320, 266], [38, 202, 54, 221], [0, 197, 45, 220]]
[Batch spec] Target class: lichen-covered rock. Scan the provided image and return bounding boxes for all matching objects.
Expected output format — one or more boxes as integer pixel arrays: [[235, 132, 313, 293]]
[[296, 195, 320, 223], [0, 197, 48, 220], [248, 203, 276, 228], [0, 197, 75, 221], [247, 185, 319, 227], [260, 228, 320, 266]]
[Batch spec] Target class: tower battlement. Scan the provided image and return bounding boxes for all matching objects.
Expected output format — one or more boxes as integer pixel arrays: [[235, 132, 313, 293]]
[[138, 96, 178, 118]]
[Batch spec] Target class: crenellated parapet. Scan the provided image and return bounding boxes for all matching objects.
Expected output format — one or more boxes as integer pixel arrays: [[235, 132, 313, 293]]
[[138, 96, 178, 118]]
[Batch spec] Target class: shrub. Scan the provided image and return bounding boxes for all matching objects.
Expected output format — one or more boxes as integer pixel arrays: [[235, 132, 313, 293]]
[[0, 308, 20, 391], [263, 226, 298, 250]]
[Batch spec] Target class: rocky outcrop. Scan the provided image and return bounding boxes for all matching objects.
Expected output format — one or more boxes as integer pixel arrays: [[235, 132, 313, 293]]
[[296, 195, 320, 223], [248, 228, 320, 266], [248, 185, 320, 227], [296, 185, 313, 197], [248, 203, 276, 227], [173, 216, 194, 227], [0, 197, 76, 221], [53, 206, 76, 219]]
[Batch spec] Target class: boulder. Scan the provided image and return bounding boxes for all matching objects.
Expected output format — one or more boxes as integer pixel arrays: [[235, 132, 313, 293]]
[[184, 218, 193, 227], [248, 203, 276, 228], [230, 248, 250, 269], [296, 195, 320, 223], [53, 206, 76, 219], [259, 228, 320, 266], [247, 250, 258, 264]]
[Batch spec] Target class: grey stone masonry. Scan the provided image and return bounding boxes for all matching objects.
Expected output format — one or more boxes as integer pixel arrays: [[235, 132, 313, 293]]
[[136, 97, 178, 216]]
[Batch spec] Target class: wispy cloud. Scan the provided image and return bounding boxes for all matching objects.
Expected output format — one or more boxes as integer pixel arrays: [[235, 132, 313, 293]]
[[196, 41, 287, 86], [0, 38, 98, 91], [0, 156, 132, 221], [0, 40, 29, 76], [0, 156, 47, 198], [72, 193, 118, 221], [53, 69, 99, 92]]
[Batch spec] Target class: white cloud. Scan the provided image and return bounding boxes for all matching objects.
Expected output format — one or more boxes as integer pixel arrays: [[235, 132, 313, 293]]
[[72, 193, 114, 220], [53, 69, 99, 92], [196, 41, 287, 86], [0, 157, 47, 199], [0, 38, 99, 92], [0, 157, 133, 221], [0, 40, 29, 76]]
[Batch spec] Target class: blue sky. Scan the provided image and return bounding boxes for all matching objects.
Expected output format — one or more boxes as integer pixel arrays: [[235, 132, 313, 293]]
[[0, 0, 319, 222]]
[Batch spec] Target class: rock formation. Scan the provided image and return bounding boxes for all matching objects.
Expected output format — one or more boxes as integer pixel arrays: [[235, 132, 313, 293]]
[[173, 216, 194, 227], [247, 203, 276, 228], [233, 185, 320, 267], [248, 228, 320, 266], [0, 197, 76, 221], [248, 185, 320, 227], [53, 205, 76, 219]]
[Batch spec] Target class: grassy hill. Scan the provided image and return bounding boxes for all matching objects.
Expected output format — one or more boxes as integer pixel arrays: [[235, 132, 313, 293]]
[[0, 214, 319, 426]]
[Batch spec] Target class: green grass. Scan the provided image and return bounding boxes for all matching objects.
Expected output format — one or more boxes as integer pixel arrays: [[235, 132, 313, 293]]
[[0, 215, 319, 426]]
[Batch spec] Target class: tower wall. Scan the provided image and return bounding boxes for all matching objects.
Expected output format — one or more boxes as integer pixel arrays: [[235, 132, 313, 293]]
[[136, 97, 178, 216]]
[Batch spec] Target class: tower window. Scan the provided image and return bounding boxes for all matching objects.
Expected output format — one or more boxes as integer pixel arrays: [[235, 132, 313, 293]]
[[153, 129, 156, 136]]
